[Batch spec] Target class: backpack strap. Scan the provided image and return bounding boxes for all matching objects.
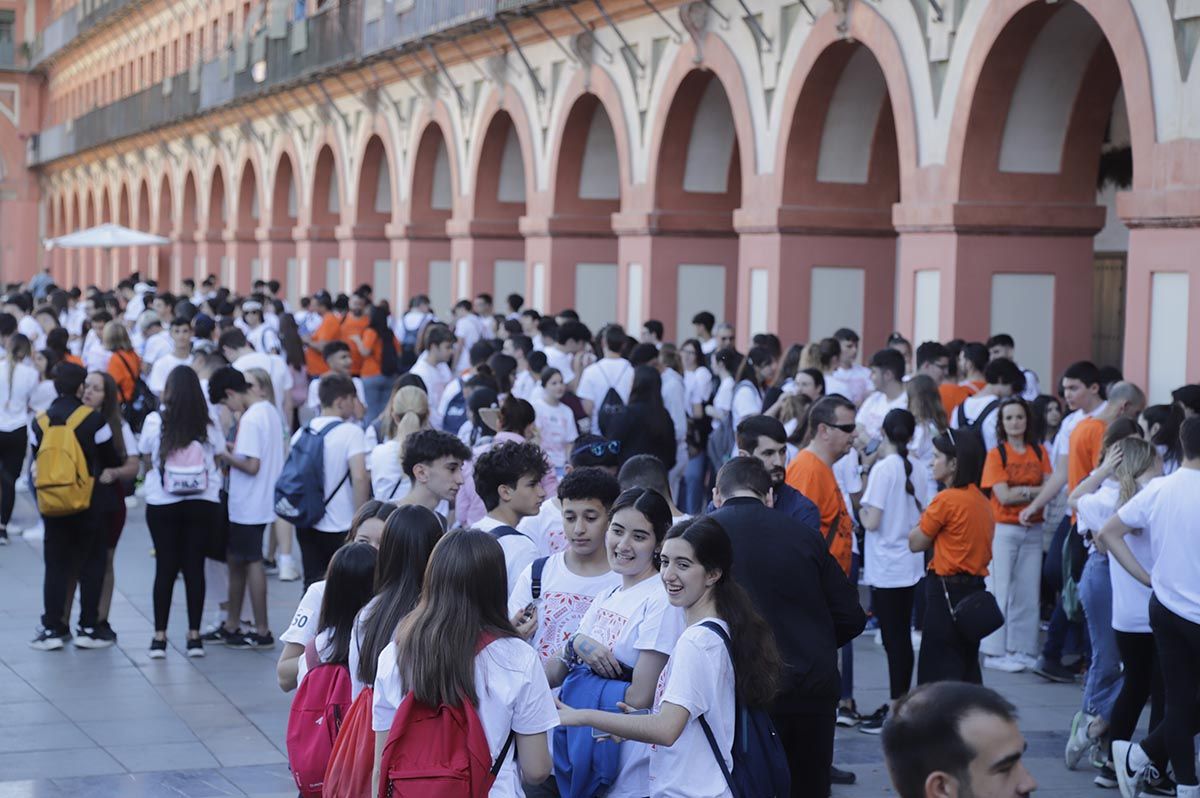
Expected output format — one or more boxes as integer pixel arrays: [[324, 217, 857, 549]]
[[313, 420, 351, 506], [303, 639, 320, 672], [491, 730, 516, 777], [113, 351, 137, 401], [489, 525, 531, 542], [64, 405, 92, 431], [697, 621, 740, 798], [530, 556, 549, 601], [955, 401, 970, 429], [976, 399, 1003, 429]]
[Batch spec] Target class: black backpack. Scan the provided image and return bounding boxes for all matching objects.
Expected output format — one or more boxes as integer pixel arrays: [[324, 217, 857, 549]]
[[397, 313, 429, 374], [440, 382, 468, 434], [956, 397, 1003, 450], [530, 556, 549, 600], [596, 363, 631, 437], [114, 351, 156, 434]]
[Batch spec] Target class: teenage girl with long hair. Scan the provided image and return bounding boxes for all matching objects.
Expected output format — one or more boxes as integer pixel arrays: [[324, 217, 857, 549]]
[[371, 530, 557, 796], [979, 397, 1051, 673], [102, 320, 140, 403], [730, 346, 777, 430], [352, 305, 401, 427], [292, 542, 378, 687], [906, 374, 948, 501], [858, 409, 927, 731], [558, 516, 782, 797], [1142, 403, 1182, 474], [278, 312, 308, 431], [350, 505, 444, 699], [707, 348, 743, 424], [139, 365, 225, 659], [369, 386, 430, 501], [605, 366, 678, 470], [0, 332, 36, 544]]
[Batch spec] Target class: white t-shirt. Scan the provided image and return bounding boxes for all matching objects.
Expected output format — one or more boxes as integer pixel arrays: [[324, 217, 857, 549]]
[[861, 453, 927, 588], [409, 353, 453, 428], [909, 420, 940, 501], [305, 374, 367, 411], [577, 358, 634, 429], [832, 364, 872, 405], [712, 376, 733, 415], [1078, 480, 1153, 633], [730, 381, 762, 430], [372, 637, 559, 798], [147, 353, 194, 396], [477, 516, 538, 597], [1118, 469, 1200, 624], [137, 411, 225, 505], [369, 439, 411, 502], [648, 619, 734, 798], [857, 390, 909, 443], [30, 380, 56, 413], [142, 330, 173, 366], [518, 497, 567, 556], [348, 595, 379, 700], [511, 370, 537, 402], [233, 351, 293, 417], [683, 367, 714, 409], [661, 368, 688, 446], [282, 580, 326, 648], [507, 553, 621, 662], [532, 399, 577, 469], [576, 577, 686, 798], [951, 392, 1003, 452], [453, 314, 490, 374], [247, 324, 282, 355], [543, 346, 576, 385], [289, 416, 368, 532], [229, 400, 285, 525], [0, 362, 38, 432], [700, 338, 718, 356], [18, 315, 44, 351]]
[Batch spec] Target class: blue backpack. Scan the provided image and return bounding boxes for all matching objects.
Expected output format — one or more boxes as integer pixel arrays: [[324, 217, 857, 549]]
[[698, 621, 791, 798], [274, 420, 349, 529]]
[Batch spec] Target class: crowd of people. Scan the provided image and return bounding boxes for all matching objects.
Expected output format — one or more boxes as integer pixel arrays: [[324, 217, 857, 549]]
[[2, 269, 1199, 798]]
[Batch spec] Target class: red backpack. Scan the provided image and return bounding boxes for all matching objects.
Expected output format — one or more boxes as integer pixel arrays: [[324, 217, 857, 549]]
[[376, 634, 515, 798], [287, 642, 352, 798]]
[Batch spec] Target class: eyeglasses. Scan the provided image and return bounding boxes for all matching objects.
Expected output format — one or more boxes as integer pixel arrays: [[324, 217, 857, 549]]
[[825, 422, 857, 434], [572, 439, 621, 459]]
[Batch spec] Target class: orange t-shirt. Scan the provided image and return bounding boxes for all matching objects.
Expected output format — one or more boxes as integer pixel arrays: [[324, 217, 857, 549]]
[[785, 449, 853, 575], [939, 380, 984, 418], [918, 484, 995, 576], [107, 350, 142, 403], [305, 313, 342, 377], [339, 314, 371, 376], [981, 442, 1052, 525], [1068, 417, 1106, 492], [357, 329, 400, 378], [64, 354, 83, 367]]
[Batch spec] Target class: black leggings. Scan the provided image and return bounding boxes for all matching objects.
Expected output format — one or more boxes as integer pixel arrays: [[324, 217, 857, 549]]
[[1147, 594, 1200, 786], [0, 427, 27, 526], [917, 575, 984, 685], [296, 527, 346, 589], [147, 500, 220, 633], [873, 586, 916, 700], [1110, 631, 1163, 755]]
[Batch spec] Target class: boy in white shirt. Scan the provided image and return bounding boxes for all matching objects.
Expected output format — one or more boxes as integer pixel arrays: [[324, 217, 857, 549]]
[[304, 340, 367, 415], [290, 374, 370, 587], [508, 467, 622, 662], [408, 325, 456, 428], [148, 317, 195, 397], [207, 367, 285, 649], [578, 325, 634, 431], [471, 440, 549, 596]]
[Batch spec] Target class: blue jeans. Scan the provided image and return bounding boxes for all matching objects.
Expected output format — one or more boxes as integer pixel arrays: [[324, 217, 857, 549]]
[[681, 452, 708, 516], [361, 374, 396, 430], [1079, 552, 1124, 720], [840, 553, 860, 701]]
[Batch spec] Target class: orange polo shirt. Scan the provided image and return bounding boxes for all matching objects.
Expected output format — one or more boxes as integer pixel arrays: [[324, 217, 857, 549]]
[[918, 485, 995, 577], [1068, 417, 1106, 492], [980, 443, 1052, 525], [940, 380, 984, 418], [305, 312, 341, 377], [785, 449, 853, 575], [339, 314, 370, 376]]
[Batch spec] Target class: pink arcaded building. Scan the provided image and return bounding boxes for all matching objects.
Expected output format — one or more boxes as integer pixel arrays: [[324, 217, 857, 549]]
[[0, 0, 1198, 399]]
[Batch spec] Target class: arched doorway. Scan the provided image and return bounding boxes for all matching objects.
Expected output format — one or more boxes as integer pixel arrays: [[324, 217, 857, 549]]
[[264, 152, 299, 304], [345, 134, 393, 305], [397, 122, 455, 317], [178, 172, 199, 288], [304, 144, 343, 296], [154, 175, 173, 286], [135, 180, 152, 279], [116, 183, 131, 281], [230, 161, 260, 292]]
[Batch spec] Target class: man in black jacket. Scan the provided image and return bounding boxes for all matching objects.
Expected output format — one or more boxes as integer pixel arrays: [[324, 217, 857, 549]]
[[709, 456, 866, 798], [29, 363, 121, 651]]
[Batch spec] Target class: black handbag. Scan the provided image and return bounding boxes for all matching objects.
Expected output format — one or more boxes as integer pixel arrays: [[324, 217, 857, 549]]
[[941, 577, 1003, 642]]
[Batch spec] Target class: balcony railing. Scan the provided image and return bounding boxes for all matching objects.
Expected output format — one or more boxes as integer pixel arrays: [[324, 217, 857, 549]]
[[28, 0, 546, 166], [31, 0, 142, 66]]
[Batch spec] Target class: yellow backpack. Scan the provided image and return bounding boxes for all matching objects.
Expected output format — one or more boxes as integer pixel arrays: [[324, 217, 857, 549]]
[[35, 406, 95, 517]]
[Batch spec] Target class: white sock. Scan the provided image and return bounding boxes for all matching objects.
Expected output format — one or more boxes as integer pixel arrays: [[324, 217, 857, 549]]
[[1175, 783, 1200, 798], [278, 553, 295, 568], [1126, 743, 1149, 772]]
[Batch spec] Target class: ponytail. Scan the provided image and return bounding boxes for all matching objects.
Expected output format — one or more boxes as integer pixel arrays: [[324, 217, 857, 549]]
[[896, 437, 922, 512], [883, 408, 921, 511], [5, 334, 31, 411]]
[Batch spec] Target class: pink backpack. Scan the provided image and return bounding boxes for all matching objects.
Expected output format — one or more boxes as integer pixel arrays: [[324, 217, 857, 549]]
[[287, 642, 352, 798], [162, 440, 208, 495]]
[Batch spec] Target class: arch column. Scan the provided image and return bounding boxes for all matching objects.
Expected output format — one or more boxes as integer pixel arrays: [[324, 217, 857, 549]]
[[295, 224, 338, 298], [337, 224, 388, 292], [224, 231, 258, 293], [446, 218, 524, 302], [520, 215, 617, 317], [257, 224, 296, 289], [388, 220, 450, 308], [195, 231, 225, 285], [171, 231, 197, 292]]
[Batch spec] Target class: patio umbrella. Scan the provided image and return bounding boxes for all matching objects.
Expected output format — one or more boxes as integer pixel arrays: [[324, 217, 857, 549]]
[[45, 223, 170, 249]]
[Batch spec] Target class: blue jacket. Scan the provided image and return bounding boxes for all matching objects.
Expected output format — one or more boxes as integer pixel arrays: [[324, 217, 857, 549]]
[[554, 666, 627, 798], [707, 481, 821, 533]]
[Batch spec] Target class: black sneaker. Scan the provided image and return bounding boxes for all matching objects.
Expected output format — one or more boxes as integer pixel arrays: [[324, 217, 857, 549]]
[[148, 638, 168, 659], [1033, 655, 1076, 683], [29, 627, 68, 651], [830, 765, 856, 785], [186, 638, 205, 658], [0, 528, 9, 545], [1094, 764, 1117, 789], [74, 625, 116, 649], [200, 625, 238, 643], [836, 701, 861, 727], [1144, 763, 1177, 796], [859, 705, 888, 735], [263, 558, 278, 575], [94, 621, 117, 643], [225, 631, 274, 650]]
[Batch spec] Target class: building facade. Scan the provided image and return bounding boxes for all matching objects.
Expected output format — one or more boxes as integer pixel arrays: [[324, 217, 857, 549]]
[[2, 0, 1199, 400]]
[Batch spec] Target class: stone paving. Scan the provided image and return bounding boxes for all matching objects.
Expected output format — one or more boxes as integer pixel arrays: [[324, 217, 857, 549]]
[[0, 489, 1129, 796]]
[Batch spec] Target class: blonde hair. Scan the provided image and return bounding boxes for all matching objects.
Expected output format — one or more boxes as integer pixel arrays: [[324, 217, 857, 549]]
[[102, 320, 133, 352], [1115, 437, 1156, 506], [384, 386, 429, 453], [243, 367, 276, 406]]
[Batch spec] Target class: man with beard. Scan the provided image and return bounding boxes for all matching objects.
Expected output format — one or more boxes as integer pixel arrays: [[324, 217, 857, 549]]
[[724, 415, 820, 531]]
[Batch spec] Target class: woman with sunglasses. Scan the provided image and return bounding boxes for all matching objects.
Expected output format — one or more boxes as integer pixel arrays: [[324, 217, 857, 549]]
[[908, 429, 993, 684]]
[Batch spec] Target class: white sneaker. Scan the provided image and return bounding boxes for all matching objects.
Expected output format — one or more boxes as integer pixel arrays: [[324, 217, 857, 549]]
[[1011, 653, 1040, 670], [873, 629, 882, 646], [983, 655, 1025, 673], [278, 561, 301, 582], [1065, 711, 1099, 770], [22, 520, 44, 541], [1112, 740, 1147, 798], [911, 630, 922, 649]]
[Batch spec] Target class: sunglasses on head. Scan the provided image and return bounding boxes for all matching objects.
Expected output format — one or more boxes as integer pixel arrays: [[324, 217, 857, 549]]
[[572, 439, 621, 459]]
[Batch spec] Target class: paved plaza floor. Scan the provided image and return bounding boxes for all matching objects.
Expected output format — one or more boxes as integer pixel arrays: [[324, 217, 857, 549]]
[[0, 490, 1129, 797]]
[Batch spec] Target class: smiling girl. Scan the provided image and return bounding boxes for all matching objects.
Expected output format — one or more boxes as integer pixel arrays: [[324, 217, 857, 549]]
[[547, 487, 684, 798], [533, 366, 578, 476], [558, 516, 781, 798]]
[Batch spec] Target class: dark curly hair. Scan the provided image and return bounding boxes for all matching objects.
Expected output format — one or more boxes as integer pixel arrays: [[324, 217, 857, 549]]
[[472, 440, 550, 511]]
